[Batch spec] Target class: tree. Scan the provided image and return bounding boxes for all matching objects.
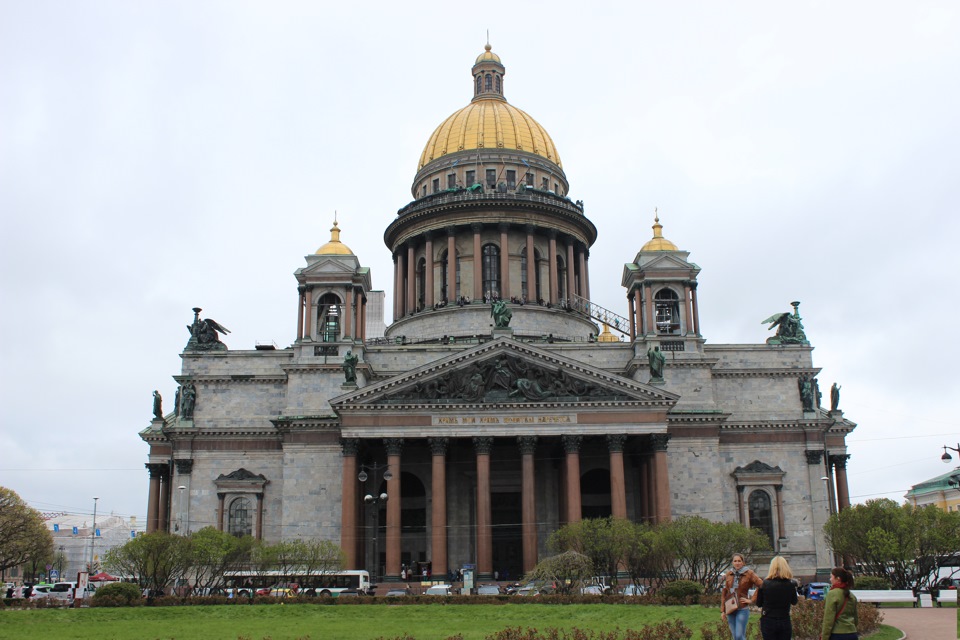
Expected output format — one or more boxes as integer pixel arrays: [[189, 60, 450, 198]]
[[185, 527, 255, 594], [658, 516, 771, 591], [102, 532, 191, 594], [824, 498, 960, 589], [548, 517, 637, 589], [523, 550, 594, 594], [0, 487, 54, 577]]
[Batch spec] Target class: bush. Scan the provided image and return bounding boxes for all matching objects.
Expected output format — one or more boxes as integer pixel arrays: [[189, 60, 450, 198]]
[[658, 580, 704, 603], [854, 576, 890, 590], [91, 582, 143, 607], [788, 598, 882, 639]]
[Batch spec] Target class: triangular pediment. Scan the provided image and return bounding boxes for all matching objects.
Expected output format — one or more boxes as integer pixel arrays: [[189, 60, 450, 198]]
[[298, 255, 360, 276], [634, 252, 697, 271], [331, 338, 678, 410]]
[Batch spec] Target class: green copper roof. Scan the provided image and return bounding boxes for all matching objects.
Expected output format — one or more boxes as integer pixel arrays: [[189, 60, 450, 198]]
[[905, 466, 960, 496]]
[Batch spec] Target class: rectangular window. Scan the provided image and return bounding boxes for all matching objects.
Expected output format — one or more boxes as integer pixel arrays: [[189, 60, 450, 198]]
[[447, 174, 456, 189], [466, 170, 476, 186], [506, 170, 516, 188], [525, 172, 534, 186], [542, 177, 549, 189], [432, 178, 440, 193], [486, 169, 496, 187]]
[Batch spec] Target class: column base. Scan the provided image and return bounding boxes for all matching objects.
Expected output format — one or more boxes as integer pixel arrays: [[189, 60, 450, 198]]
[[491, 327, 514, 339], [341, 382, 358, 390], [648, 377, 665, 385]]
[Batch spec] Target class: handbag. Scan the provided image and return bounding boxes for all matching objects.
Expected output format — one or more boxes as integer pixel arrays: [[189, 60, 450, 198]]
[[724, 594, 739, 614]]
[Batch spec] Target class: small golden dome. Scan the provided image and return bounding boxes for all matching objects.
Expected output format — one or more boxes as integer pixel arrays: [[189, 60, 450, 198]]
[[315, 220, 354, 255], [419, 100, 562, 170], [475, 43, 502, 65], [640, 212, 678, 251], [597, 324, 619, 342]]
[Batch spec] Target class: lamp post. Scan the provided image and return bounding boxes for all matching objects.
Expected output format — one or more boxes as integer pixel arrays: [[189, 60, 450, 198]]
[[820, 476, 833, 514], [177, 485, 186, 533], [358, 463, 392, 583], [89, 497, 99, 572], [941, 443, 960, 463]]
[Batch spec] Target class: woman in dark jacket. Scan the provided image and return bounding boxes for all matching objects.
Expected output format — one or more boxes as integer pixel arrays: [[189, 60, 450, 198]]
[[756, 556, 798, 640], [721, 553, 763, 640]]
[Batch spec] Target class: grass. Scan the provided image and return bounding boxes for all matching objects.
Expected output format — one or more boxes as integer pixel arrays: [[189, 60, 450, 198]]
[[0, 603, 906, 640]]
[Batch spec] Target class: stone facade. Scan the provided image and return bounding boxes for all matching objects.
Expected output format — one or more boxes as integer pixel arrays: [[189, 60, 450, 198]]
[[141, 45, 856, 582]]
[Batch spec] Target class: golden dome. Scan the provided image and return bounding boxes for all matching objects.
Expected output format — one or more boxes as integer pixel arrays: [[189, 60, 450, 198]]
[[419, 101, 562, 170], [640, 212, 679, 251], [315, 220, 354, 255], [475, 43, 502, 65], [418, 45, 562, 171]]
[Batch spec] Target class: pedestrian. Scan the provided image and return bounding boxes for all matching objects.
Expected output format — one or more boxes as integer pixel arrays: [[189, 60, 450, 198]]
[[821, 567, 859, 640], [721, 553, 763, 640], [756, 556, 798, 640]]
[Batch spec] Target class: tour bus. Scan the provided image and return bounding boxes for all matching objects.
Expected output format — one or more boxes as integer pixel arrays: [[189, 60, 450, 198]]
[[224, 569, 371, 597]]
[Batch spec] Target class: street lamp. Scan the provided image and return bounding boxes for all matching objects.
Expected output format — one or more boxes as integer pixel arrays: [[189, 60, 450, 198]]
[[177, 485, 186, 533], [89, 497, 99, 572], [941, 443, 960, 463], [358, 463, 392, 583]]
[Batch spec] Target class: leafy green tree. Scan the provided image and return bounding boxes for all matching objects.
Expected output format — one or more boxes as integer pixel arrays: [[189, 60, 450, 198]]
[[623, 522, 673, 590], [0, 487, 54, 577], [658, 516, 771, 591], [523, 550, 594, 594], [548, 517, 636, 588], [102, 532, 191, 594], [185, 527, 255, 594], [824, 499, 960, 589]]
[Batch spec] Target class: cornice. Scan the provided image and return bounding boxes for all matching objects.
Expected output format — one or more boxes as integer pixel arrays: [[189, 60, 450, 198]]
[[710, 368, 822, 378], [173, 374, 288, 384], [338, 398, 671, 412]]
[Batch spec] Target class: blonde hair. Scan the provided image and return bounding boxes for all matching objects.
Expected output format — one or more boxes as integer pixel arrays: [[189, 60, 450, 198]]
[[766, 556, 793, 580]]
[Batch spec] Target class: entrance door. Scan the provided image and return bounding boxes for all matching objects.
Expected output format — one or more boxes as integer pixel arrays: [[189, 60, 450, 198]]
[[491, 492, 522, 580]]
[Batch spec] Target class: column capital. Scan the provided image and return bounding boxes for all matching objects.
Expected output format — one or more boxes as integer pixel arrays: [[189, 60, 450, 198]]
[[548, 229, 559, 240], [562, 434, 582, 453], [428, 437, 449, 456], [145, 462, 164, 478], [341, 438, 360, 456], [805, 450, 825, 465], [774, 484, 784, 492], [471, 222, 483, 233], [217, 492, 226, 501], [446, 225, 458, 237], [498, 222, 510, 232], [829, 453, 851, 469], [606, 434, 627, 452], [650, 434, 671, 451], [517, 435, 538, 455], [174, 459, 193, 475], [298, 284, 306, 294], [384, 437, 404, 456], [473, 436, 494, 455], [737, 485, 746, 494]]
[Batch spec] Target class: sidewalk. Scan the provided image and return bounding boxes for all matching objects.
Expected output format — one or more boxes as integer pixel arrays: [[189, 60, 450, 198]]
[[879, 607, 958, 640]]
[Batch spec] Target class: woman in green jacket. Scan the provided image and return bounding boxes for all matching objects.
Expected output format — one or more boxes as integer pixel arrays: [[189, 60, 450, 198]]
[[821, 567, 859, 639]]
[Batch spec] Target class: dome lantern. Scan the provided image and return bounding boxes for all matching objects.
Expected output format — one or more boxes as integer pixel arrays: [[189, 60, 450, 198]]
[[472, 43, 506, 102]]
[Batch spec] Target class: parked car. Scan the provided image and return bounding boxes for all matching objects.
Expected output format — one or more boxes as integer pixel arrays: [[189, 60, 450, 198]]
[[424, 584, 453, 596], [622, 584, 649, 596], [477, 585, 501, 595], [581, 585, 603, 595], [935, 578, 960, 590], [805, 582, 830, 600], [385, 588, 411, 597], [268, 584, 299, 598]]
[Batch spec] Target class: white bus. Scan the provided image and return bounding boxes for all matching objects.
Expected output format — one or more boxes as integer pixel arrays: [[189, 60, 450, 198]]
[[225, 569, 371, 597]]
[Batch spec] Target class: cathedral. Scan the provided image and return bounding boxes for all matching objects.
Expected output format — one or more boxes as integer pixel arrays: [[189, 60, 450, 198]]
[[141, 44, 856, 582]]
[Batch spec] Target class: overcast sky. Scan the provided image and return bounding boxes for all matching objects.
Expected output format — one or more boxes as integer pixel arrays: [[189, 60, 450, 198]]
[[2, 1, 958, 529]]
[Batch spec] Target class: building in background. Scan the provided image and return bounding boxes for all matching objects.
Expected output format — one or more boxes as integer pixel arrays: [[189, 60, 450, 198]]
[[141, 44, 857, 581], [905, 467, 960, 512]]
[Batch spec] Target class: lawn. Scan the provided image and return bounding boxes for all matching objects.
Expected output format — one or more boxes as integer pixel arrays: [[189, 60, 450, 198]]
[[0, 603, 903, 640]]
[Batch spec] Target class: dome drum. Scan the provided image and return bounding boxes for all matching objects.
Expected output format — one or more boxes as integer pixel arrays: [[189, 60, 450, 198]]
[[384, 303, 600, 343], [414, 149, 568, 201]]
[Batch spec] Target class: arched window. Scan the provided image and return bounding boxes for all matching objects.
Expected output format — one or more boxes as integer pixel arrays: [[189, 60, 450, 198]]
[[416, 258, 426, 310], [476, 75, 482, 95], [317, 293, 341, 342], [440, 249, 460, 301], [556, 255, 567, 300], [654, 288, 681, 334], [748, 490, 775, 547], [495, 75, 501, 93], [481, 244, 500, 299], [228, 497, 252, 538], [485, 74, 492, 91], [520, 247, 542, 302]]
